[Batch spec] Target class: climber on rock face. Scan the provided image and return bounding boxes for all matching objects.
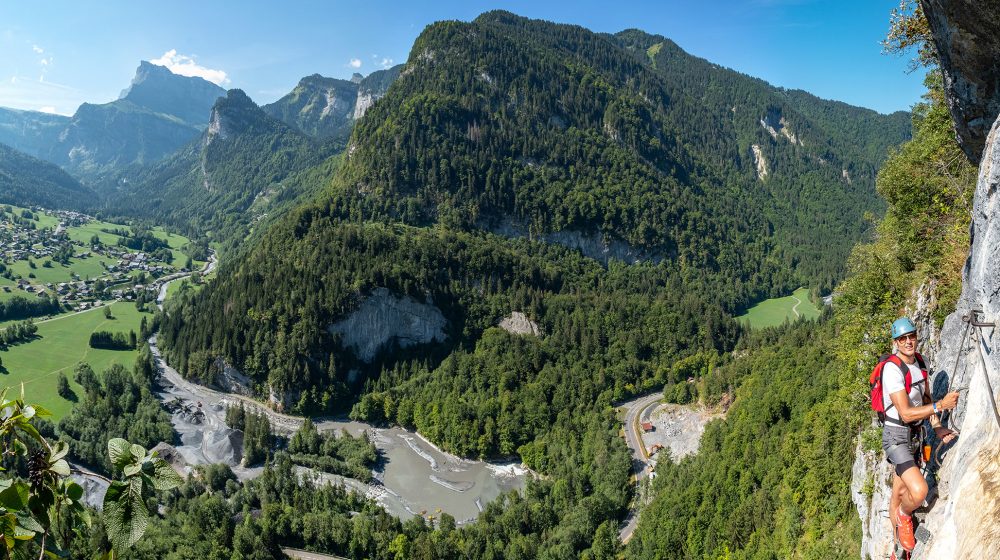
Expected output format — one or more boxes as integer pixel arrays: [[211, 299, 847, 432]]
[[881, 317, 960, 552]]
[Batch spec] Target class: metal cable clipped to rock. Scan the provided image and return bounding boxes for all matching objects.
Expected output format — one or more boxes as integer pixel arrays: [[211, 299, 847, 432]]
[[964, 309, 1000, 430]]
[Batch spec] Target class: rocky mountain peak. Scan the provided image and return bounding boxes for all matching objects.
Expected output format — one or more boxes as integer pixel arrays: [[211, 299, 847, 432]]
[[117, 61, 226, 125], [350, 72, 364, 84], [206, 89, 271, 142]]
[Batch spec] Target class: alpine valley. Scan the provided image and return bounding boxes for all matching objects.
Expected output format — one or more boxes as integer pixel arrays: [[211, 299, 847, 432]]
[[6, 5, 994, 560]]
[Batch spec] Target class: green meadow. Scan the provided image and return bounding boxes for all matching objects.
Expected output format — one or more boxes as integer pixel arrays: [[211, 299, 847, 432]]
[[737, 287, 823, 329], [0, 302, 153, 419]]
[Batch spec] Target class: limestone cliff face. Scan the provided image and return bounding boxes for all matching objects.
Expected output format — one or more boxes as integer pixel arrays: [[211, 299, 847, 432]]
[[262, 65, 403, 139], [852, 112, 1000, 560], [488, 217, 667, 265], [328, 288, 448, 362]]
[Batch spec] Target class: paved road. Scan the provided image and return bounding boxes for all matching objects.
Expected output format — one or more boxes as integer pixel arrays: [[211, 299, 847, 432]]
[[156, 252, 217, 304], [618, 392, 663, 543], [281, 548, 348, 560]]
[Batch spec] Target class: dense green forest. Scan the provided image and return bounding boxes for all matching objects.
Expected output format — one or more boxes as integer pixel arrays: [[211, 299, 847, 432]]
[[160, 10, 908, 414], [58, 350, 174, 473]]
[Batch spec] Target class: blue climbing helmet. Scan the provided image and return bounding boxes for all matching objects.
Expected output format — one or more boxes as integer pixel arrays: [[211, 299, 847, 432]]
[[891, 317, 917, 339]]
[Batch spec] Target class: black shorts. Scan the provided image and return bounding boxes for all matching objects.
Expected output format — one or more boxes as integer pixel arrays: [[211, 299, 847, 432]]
[[883, 424, 920, 477]]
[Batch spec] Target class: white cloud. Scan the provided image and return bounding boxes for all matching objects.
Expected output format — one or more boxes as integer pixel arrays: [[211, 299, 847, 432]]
[[32, 44, 43, 54], [380, 57, 394, 68], [349, 58, 362, 68], [150, 49, 229, 85], [39, 106, 57, 114], [10, 76, 16, 84], [40, 58, 49, 66]]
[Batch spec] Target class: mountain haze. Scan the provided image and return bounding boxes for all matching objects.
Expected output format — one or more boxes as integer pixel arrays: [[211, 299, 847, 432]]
[[0, 62, 226, 181], [0, 143, 96, 209]]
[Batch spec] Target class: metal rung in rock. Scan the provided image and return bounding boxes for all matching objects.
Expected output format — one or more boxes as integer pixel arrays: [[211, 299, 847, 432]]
[[915, 525, 931, 543]]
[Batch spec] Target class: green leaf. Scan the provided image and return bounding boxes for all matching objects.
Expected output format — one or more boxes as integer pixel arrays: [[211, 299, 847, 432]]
[[15, 420, 42, 445], [30, 404, 51, 417], [103, 478, 148, 552], [129, 444, 146, 462], [123, 464, 141, 477], [20, 406, 34, 420], [49, 458, 70, 477], [77, 506, 91, 528], [49, 441, 69, 462], [0, 512, 16, 549], [14, 511, 43, 533], [0, 481, 30, 510], [66, 481, 84, 501], [107, 439, 133, 470], [0, 479, 12, 493], [150, 459, 183, 491]]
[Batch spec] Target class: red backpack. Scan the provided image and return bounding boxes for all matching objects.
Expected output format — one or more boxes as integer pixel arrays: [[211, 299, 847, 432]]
[[869, 352, 927, 427]]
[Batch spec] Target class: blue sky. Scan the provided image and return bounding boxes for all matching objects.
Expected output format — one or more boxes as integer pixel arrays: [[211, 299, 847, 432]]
[[0, 1, 926, 116]]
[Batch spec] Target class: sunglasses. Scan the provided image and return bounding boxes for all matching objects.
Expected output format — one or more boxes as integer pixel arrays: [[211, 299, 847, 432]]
[[896, 333, 918, 342]]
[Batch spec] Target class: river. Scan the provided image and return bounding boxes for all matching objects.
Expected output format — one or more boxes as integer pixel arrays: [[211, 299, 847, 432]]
[[152, 265, 529, 524]]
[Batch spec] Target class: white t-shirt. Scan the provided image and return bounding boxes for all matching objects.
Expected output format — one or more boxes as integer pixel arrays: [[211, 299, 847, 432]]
[[882, 358, 927, 423]]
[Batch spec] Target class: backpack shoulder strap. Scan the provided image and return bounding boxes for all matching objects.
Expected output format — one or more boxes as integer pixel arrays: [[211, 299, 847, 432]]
[[885, 354, 913, 394]]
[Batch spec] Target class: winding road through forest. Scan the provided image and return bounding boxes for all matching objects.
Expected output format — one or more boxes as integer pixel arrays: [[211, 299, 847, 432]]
[[618, 391, 663, 543]]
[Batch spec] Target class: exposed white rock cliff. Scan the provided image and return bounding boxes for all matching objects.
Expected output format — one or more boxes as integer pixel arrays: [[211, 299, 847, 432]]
[[499, 312, 541, 336], [353, 93, 376, 120], [760, 111, 802, 146], [751, 144, 768, 179], [205, 108, 226, 143], [328, 288, 448, 362], [214, 357, 254, 397]]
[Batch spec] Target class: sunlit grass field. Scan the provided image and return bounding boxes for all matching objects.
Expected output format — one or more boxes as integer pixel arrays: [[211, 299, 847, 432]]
[[0, 302, 153, 419], [737, 287, 822, 329]]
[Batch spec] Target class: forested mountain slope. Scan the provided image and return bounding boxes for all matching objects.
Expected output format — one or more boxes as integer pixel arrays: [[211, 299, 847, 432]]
[[630, 26, 980, 560], [0, 142, 97, 209], [161, 10, 911, 421], [613, 29, 911, 294], [105, 89, 333, 246]]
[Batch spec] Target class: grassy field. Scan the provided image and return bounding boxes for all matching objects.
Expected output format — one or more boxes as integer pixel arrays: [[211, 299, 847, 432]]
[[0, 302, 153, 419], [7, 254, 108, 284], [737, 287, 823, 329]]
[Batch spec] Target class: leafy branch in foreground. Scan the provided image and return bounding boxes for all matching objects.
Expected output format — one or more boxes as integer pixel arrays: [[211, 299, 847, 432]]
[[102, 438, 182, 553], [0, 386, 179, 559]]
